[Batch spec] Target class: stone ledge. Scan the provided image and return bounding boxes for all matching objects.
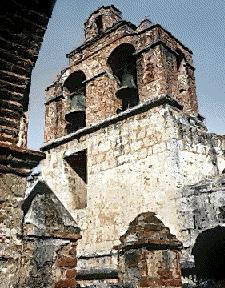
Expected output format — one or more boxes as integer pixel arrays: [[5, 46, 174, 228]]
[[41, 94, 183, 151], [22, 233, 81, 242], [182, 175, 225, 198], [0, 143, 45, 176], [81, 285, 131, 288], [45, 93, 64, 104], [116, 240, 183, 253], [77, 268, 118, 280]]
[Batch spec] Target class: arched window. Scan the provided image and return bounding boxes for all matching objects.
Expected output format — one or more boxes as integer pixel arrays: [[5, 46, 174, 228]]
[[107, 43, 139, 113], [63, 71, 86, 133]]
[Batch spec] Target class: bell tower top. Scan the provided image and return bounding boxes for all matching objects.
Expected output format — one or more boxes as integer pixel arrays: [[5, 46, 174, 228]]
[[84, 5, 122, 41]]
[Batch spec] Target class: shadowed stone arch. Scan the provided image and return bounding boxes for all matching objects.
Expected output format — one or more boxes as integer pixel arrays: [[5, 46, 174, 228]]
[[63, 70, 87, 133], [192, 226, 225, 286]]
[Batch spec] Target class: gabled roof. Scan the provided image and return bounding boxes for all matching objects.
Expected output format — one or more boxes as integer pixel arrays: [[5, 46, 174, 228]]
[[22, 180, 80, 240]]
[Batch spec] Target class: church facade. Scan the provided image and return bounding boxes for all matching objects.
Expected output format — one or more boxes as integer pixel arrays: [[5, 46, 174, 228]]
[[1, 4, 225, 288], [41, 5, 225, 287]]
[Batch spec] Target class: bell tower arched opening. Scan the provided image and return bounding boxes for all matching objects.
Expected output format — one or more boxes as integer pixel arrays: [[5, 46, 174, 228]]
[[63, 71, 86, 134], [107, 43, 139, 113]]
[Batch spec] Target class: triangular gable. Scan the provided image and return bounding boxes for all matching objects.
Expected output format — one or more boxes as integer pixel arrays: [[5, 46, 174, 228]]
[[22, 180, 80, 240]]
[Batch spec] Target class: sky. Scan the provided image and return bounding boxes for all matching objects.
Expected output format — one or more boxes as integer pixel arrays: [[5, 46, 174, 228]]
[[28, 0, 225, 150]]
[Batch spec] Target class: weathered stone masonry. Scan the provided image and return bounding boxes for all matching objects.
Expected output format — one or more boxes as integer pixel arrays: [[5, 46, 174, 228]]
[[44, 6, 198, 143], [0, 1, 67, 287], [42, 5, 225, 287], [1, 3, 225, 287]]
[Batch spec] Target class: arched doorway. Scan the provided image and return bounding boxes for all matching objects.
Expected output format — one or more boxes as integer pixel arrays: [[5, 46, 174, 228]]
[[192, 226, 225, 287]]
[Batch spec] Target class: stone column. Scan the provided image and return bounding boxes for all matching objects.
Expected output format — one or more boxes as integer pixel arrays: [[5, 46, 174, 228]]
[[117, 212, 182, 288]]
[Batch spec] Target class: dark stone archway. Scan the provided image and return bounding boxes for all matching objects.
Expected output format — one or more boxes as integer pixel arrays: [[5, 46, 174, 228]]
[[192, 226, 225, 285]]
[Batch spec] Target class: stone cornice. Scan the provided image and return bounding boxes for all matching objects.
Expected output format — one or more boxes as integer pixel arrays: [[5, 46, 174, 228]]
[[67, 23, 192, 61]]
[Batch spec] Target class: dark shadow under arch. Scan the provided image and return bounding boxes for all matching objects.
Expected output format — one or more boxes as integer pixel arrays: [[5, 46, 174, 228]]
[[63, 70, 86, 94], [192, 226, 225, 282], [63, 70, 86, 133], [107, 43, 139, 112], [107, 43, 137, 83]]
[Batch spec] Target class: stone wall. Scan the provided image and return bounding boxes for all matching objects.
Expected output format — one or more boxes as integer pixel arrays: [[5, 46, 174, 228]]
[[178, 175, 225, 284], [40, 5, 225, 286], [210, 134, 225, 174], [0, 173, 26, 288], [19, 180, 81, 288], [0, 169, 81, 288], [41, 96, 222, 284], [0, 2, 55, 286], [19, 238, 78, 288]]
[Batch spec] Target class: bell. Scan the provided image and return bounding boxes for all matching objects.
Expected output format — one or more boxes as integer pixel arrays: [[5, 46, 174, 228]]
[[65, 91, 86, 132], [116, 66, 138, 100], [70, 93, 86, 112], [121, 66, 137, 89]]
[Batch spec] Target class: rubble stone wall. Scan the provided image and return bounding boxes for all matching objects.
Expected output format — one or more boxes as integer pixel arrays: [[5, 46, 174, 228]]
[[18, 238, 78, 288], [179, 175, 225, 256], [42, 100, 220, 280], [0, 173, 26, 288]]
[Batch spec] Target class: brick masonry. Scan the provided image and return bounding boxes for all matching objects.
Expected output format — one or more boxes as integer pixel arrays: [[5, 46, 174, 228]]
[[0, 0, 55, 147], [0, 1, 55, 287]]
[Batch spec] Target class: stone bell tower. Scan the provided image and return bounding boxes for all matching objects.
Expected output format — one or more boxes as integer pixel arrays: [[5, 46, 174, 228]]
[[44, 5, 199, 144], [41, 5, 222, 286]]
